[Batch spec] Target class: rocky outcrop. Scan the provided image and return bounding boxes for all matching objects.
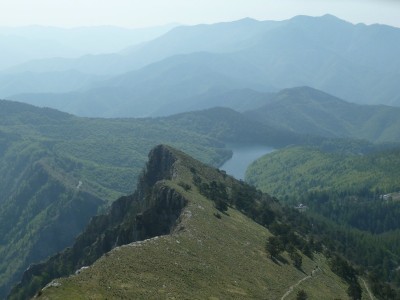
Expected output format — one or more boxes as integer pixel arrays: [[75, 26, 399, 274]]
[[145, 144, 177, 185], [133, 184, 187, 241], [8, 145, 188, 300]]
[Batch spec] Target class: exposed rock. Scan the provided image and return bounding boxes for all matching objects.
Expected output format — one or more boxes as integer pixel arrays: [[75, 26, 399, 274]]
[[8, 145, 188, 300]]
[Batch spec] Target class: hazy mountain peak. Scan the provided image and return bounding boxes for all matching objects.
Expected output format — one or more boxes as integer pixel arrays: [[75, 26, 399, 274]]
[[234, 17, 259, 23], [320, 13, 342, 20], [288, 13, 352, 26], [278, 86, 344, 101], [0, 99, 72, 121], [5, 13, 400, 112]]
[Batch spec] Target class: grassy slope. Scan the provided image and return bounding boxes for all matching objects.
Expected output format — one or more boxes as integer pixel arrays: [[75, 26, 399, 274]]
[[244, 145, 400, 297], [38, 148, 351, 300], [2, 100, 299, 297], [0, 101, 233, 297]]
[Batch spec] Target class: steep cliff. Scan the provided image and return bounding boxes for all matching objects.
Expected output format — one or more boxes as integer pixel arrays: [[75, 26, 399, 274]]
[[9, 145, 355, 299], [1, 99, 239, 298], [9, 145, 188, 299]]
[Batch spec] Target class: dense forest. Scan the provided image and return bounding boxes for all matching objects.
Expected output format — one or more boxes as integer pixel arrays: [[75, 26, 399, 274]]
[[246, 145, 400, 200]]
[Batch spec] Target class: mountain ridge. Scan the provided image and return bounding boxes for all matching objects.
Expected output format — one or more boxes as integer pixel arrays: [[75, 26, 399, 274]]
[[6, 14, 400, 111], [8, 145, 205, 299], [245, 86, 400, 143], [9, 145, 352, 299], [0, 100, 238, 298]]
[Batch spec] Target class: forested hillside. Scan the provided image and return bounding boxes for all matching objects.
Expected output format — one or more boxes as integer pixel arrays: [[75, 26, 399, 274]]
[[0, 99, 301, 298], [246, 145, 400, 297], [245, 86, 400, 143], [246, 145, 400, 199], [2, 94, 400, 298]]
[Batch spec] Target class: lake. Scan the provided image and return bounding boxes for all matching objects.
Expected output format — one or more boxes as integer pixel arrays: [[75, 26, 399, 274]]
[[220, 145, 275, 180]]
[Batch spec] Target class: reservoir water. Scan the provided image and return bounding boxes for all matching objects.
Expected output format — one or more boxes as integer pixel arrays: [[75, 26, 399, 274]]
[[220, 145, 275, 180]]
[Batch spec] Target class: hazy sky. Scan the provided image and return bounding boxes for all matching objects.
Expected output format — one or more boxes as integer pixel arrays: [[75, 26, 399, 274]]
[[0, 0, 399, 28]]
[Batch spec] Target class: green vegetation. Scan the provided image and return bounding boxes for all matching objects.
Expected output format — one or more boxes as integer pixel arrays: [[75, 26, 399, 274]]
[[3, 99, 399, 299], [246, 145, 400, 200], [296, 290, 308, 300], [164, 107, 301, 146], [265, 236, 284, 258], [0, 99, 309, 298], [2, 101, 274, 298], [329, 255, 362, 300], [11, 145, 352, 299], [2, 14, 400, 299], [247, 145, 400, 298]]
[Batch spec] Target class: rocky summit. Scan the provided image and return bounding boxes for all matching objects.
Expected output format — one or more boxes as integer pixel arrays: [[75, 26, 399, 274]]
[[9, 145, 354, 299]]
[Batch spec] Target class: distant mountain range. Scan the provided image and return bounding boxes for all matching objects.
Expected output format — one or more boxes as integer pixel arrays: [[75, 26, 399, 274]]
[[9, 52, 275, 117], [0, 24, 177, 71], [3, 14, 400, 112], [2, 14, 400, 299]]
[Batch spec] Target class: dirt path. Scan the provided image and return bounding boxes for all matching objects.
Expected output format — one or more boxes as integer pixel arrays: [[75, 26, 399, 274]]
[[361, 278, 374, 300], [281, 267, 320, 300]]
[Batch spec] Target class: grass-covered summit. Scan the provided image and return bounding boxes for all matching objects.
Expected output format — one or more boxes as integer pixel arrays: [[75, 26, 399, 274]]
[[0, 98, 304, 298], [0, 100, 235, 298], [10, 145, 357, 299]]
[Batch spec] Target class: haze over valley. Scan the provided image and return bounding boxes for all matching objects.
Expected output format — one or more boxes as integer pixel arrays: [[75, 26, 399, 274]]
[[3, 14, 400, 119], [1, 1, 400, 299]]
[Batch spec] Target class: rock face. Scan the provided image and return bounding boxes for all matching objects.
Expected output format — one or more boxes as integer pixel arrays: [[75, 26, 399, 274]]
[[134, 184, 187, 241], [9, 145, 188, 300], [144, 144, 177, 186], [7, 144, 374, 300]]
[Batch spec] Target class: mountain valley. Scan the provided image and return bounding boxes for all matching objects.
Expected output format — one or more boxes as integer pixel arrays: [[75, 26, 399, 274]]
[[9, 145, 359, 300], [1, 10, 400, 300]]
